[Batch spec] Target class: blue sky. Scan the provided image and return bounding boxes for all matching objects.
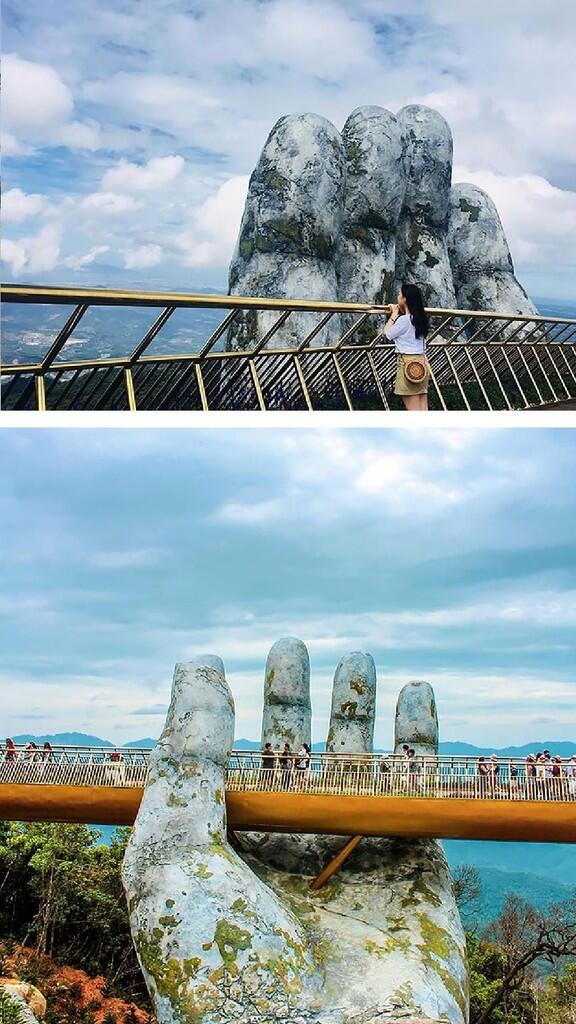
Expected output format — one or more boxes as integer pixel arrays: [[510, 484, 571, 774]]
[[1, 0, 575, 300], [1, 426, 574, 746]]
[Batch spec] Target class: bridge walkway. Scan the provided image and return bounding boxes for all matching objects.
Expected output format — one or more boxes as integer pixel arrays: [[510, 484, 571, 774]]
[[1, 746, 574, 844]]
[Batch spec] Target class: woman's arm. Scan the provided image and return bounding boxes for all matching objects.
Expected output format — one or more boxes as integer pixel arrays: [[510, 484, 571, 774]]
[[377, 303, 405, 342]]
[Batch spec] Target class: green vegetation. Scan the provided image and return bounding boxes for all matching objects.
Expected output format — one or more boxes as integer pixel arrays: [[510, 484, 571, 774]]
[[0, 988, 27, 1024], [1, 823, 574, 1023], [0, 821, 148, 1008], [454, 866, 576, 1023]]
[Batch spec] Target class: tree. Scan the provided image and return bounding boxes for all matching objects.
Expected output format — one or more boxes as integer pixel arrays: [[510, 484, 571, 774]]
[[540, 963, 576, 1024], [0, 823, 148, 1004], [473, 892, 576, 1024], [452, 864, 483, 918]]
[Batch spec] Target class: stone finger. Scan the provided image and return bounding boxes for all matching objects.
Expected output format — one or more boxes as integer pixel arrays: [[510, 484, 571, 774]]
[[261, 637, 311, 749], [227, 113, 345, 351], [326, 651, 377, 753], [394, 679, 438, 755], [337, 105, 407, 337], [395, 104, 458, 308], [448, 182, 537, 320]]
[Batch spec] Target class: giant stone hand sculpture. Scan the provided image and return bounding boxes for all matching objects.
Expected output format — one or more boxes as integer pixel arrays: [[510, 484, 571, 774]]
[[123, 640, 468, 1024], [227, 104, 535, 350]]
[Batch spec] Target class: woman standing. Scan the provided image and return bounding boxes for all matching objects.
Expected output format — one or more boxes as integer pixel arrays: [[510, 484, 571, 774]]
[[294, 742, 311, 789], [381, 283, 430, 411]]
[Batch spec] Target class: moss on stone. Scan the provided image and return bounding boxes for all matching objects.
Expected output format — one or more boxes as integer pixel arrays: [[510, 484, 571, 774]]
[[349, 677, 366, 695], [364, 934, 411, 958], [340, 700, 358, 720], [213, 919, 253, 975], [159, 914, 179, 930], [230, 897, 258, 920], [458, 197, 480, 222], [193, 863, 213, 879], [135, 925, 209, 1023], [167, 792, 187, 807], [417, 912, 467, 1016]]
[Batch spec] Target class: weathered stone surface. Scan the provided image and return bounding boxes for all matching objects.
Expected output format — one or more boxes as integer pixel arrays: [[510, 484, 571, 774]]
[[123, 656, 321, 1024], [447, 183, 537, 315], [229, 103, 533, 346], [337, 107, 406, 338], [394, 106, 458, 308], [228, 114, 345, 350], [262, 637, 312, 749], [326, 651, 376, 752], [123, 652, 467, 1024], [394, 681, 438, 756]]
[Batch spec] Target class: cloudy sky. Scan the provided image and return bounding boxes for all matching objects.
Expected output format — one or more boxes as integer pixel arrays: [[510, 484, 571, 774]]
[[1, 0, 575, 300], [1, 426, 574, 747]]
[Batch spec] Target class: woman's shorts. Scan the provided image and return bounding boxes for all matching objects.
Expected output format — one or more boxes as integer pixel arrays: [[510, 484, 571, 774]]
[[394, 353, 430, 396]]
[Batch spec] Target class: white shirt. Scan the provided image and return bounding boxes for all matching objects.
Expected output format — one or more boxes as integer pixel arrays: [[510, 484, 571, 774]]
[[384, 313, 426, 354]]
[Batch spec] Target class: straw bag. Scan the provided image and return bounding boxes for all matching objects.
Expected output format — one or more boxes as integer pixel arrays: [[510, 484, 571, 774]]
[[403, 354, 428, 384]]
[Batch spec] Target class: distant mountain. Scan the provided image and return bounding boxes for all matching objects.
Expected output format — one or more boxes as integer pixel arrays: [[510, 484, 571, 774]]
[[444, 840, 575, 887], [439, 741, 576, 758], [13, 731, 113, 747], [10, 733, 576, 758], [458, 866, 573, 928]]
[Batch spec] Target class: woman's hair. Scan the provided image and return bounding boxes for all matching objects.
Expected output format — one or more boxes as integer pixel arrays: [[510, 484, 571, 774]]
[[401, 283, 429, 339]]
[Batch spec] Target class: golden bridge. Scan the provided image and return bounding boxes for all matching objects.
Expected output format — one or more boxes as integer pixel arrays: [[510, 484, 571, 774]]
[[1, 745, 574, 845], [1, 285, 576, 411]]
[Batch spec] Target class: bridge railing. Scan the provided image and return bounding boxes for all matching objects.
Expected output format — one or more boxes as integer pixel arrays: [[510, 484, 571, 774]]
[[2, 285, 575, 411], [0, 746, 150, 789], [1, 745, 574, 802]]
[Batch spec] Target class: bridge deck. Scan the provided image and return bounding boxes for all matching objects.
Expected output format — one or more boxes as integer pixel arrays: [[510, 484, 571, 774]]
[[0, 783, 574, 843], [1, 747, 574, 843]]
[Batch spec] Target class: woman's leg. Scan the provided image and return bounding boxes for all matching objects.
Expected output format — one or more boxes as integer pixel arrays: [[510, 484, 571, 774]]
[[419, 392, 428, 411], [403, 395, 420, 411]]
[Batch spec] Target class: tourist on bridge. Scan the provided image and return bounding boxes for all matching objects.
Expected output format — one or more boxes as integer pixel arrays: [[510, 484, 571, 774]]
[[260, 742, 276, 788], [3, 738, 17, 762], [294, 742, 311, 787], [567, 757, 576, 797], [477, 756, 491, 794], [380, 283, 430, 412], [378, 755, 391, 793], [278, 742, 292, 788]]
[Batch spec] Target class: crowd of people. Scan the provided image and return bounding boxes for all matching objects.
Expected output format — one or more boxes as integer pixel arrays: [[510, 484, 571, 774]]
[[2, 738, 575, 800], [254, 742, 576, 799]]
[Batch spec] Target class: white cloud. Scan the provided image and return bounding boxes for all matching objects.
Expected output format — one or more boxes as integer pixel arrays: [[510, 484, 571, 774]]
[[63, 245, 110, 270], [2, 53, 73, 129], [59, 119, 101, 150], [173, 175, 249, 267], [0, 131, 31, 156], [83, 71, 221, 139], [258, 0, 378, 76], [123, 243, 163, 269], [1, 224, 62, 276], [2, 188, 51, 224], [81, 191, 143, 214], [1, 53, 99, 154], [102, 155, 185, 193]]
